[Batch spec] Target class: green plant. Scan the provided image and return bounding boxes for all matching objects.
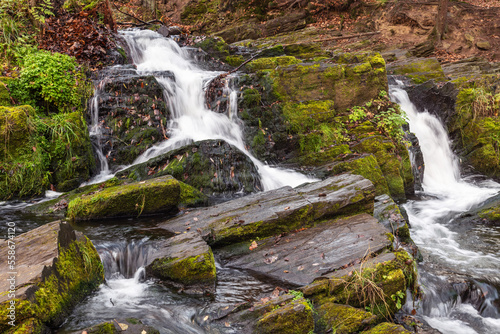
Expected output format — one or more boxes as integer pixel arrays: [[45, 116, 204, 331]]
[[10, 50, 91, 113], [349, 105, 367, 123], [378, 90, 387, 98], [374, 106, 407, 143], [391, 290, 405, 310]]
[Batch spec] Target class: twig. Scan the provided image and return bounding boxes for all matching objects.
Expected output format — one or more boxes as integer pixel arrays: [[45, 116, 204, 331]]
[[111, 2, 149, 25], [312, 31, 381, 43]]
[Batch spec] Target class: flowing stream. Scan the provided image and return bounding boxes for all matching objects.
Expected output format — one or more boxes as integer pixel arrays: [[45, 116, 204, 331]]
[[390, 85, 500, 334], [89, 29, 316, 189]]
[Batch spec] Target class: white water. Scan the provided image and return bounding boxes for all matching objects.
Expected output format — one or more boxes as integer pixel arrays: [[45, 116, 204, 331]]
[[115, 29, 316, 190], [390, 85, 500, 333]]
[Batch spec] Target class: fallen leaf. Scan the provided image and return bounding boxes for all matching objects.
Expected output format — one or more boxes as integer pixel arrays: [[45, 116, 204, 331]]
[[264, 255, 278, 264], [203, 315, 209, 321], [284, 206, 290, 210], [249, 240, 258, 250], [225, 322, 231, 327], [260, 297, 270, 303], [116, 322, 128, 331], [297, 265, 304, 271], [284, 270, 289, 273], [193, 217, 198, 221]]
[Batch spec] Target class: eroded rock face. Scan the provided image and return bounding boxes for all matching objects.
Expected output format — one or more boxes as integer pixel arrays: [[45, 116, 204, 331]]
[[117, 139, 263, 197], [0, 221, 104, 333], [93, 66, 173, 167], [146, 231, 216, 295], [158, 173, 375, 247]]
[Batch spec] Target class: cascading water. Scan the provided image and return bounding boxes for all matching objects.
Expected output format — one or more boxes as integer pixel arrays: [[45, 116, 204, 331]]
[[390, 84, 500, 334], [95, 29, 316, 190]]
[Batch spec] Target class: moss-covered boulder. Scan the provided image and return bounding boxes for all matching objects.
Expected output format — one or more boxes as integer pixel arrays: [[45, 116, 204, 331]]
[[254, 296, 314, 334], [317, 303, 377, 333], [67, 175, 180, 221], [117, 139, 262, 197], [0, 221, 104, 333], [387, 57, 446, 84], [0, 77, 13, 106], [361, 322, 412, 334], [95, 67, 172, 167], [0, 105, 34, 157], [146, 231, 216, 294]]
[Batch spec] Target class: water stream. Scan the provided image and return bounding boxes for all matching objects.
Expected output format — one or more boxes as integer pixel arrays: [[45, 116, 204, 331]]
[[88, 29, 316, 189], [390, 85, 500, 334]]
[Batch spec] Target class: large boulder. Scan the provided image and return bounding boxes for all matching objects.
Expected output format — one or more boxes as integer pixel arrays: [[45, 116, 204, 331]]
[[0, 221, 104, 333], [66, 175, 180, 221], [158, 173, 375, 247], [117, 139, 262, 197], [94, 66, 172, 167]]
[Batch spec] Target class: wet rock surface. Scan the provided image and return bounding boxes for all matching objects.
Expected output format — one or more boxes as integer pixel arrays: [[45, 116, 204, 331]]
[[223, 213, 391, 286], [158, 173, 375, 247], [117, 139, 262, 197], [0, 221, 103, 332], [93, 66, 173, 167]]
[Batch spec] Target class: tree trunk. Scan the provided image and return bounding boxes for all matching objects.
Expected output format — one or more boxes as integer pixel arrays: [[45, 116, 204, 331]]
[[435, 0, 449, 42]]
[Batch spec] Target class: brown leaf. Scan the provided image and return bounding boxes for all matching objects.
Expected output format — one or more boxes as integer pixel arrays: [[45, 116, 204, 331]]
[[249, 240, 258, 251]]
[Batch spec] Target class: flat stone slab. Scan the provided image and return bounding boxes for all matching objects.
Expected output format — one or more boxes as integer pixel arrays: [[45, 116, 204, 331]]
[[225, 213, 391, 286], [146, 231, 216, 294], [158, 173, 374, 247]]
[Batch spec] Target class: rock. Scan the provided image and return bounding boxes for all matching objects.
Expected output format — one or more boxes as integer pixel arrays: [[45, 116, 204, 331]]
[[0, 77, 13, 106], [305, 249, 414, 318], [361, 322, 412, 334], [254, 296, 314, 334], [317, 303, 377, 333], [66, 175, 180, 221], [0, 105, 34, 157], [146, 231, 216, 294], [406, 132, 424, 192], [476, 40, 491, 50], [387, 57, 446, 84], [442, 57, 500, 81], [157, 25, 183, 38], [374, 194, 410, 242], [0, 221, 104, 333], [351, 135, 409, 200], [224, 213, 392, 286], [94, 67, 173, 167], [316, 154, 390, 196], [158, 173, 375, 247], [117, 139, 262, 197], [82, 318, 160, 334]]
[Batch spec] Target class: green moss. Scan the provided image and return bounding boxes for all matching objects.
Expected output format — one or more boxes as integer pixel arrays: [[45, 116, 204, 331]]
[[226, 55, 244, 67], [0, 81, 12, 106], [328, 155, 390, 196], [479, 204, 500, 222], [391, 58, 446, 84], [67, 175, 180, 220], [361, 322, 412, 333], [317, 302, 377, 333], [255, 297, 314, 334], [179, 181, 208, 207], [4, 318, 46, 334], [88, 322, 117, 334], [246, 56, 300, 72]]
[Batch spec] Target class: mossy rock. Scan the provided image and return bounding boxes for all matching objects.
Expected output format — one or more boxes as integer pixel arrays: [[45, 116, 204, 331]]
[[0, 105, 34, 157], [146, 232, 216, 293], [66, 175, 180, 221], [361, 322, 412, 334], [0, 80, 12, 106], [117, 139, 262, 197], [317, 303, 377, 334], [325, 154, 390, 196], [194, 36, 231, 60], [0, 222, 104, 332], [388, 58, 446, 84], [254, 297, 314, 334], [352, 135, 407, 200], [478, 203, 500, 222]]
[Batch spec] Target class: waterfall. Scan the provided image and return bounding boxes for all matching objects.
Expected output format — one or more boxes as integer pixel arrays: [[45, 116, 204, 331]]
[[390, 84, 500, 334], [92, 29, 316, 190]]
